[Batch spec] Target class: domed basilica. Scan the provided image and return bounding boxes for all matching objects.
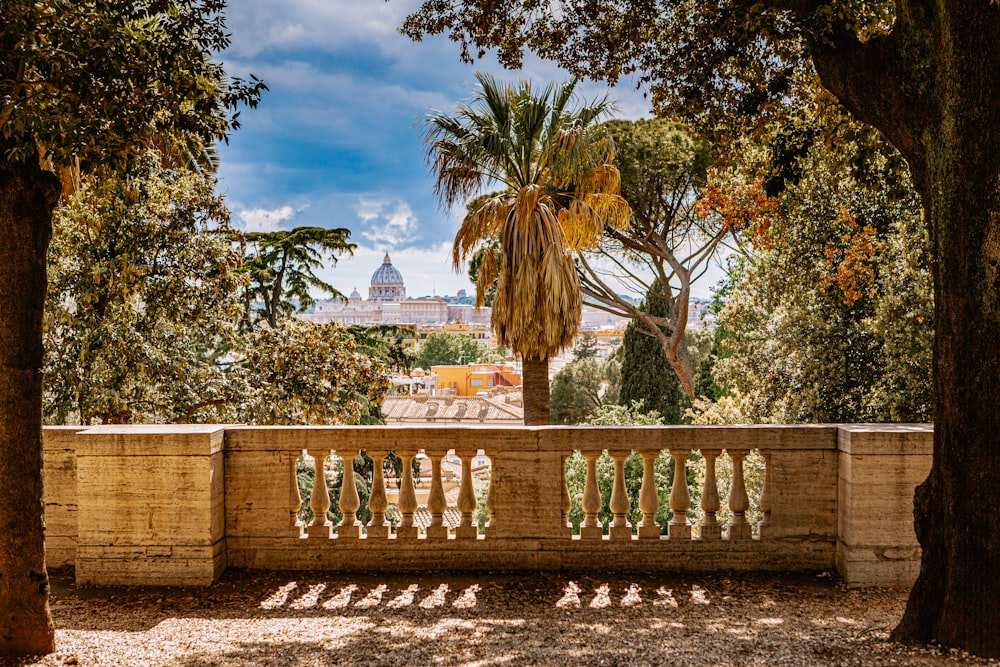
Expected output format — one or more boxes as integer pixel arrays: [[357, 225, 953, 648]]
[[368, 253, 406, 301]]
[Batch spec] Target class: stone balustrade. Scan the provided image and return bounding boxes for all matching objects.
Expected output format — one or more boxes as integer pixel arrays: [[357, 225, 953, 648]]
[[41, 424, 931, 588]]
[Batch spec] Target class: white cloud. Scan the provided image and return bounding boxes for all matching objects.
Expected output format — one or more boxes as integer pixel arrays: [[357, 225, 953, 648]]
[[356, 198, 420, 247], [225, 0, 419, 58], [237, 205, 304, 232]]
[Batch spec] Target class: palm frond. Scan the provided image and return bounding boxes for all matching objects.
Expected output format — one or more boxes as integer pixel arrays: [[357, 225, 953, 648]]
[[453, 194, 510, 264]]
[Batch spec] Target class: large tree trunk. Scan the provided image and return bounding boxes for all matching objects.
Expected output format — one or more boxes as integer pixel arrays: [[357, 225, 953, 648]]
[[890, 66, 1000, 657], [0, 151, 59, 657], [813, 2, 1000, 657], [521, 355, 550, 425]]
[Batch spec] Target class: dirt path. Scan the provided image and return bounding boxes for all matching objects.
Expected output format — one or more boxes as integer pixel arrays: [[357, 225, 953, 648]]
[[11, 568, 994, 666]]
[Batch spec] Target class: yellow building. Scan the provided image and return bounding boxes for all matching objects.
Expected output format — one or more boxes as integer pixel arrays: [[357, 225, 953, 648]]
[[431, 363, 521, 397]]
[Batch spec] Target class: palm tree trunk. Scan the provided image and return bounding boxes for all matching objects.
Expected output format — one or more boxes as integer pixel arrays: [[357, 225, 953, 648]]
[[522, 355, 550, 425]]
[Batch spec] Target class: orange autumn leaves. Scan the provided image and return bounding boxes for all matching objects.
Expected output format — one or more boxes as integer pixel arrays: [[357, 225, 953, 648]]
[[697, 183, 878, 307], [822, 206, 878, 307], [696, 180, 777, 246]]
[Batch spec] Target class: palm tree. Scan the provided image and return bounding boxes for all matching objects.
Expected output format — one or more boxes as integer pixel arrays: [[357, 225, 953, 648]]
[[423, 73, 630, 424]]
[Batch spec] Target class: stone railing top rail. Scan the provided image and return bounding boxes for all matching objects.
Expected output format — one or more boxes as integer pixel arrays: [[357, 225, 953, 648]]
[[46, 423, 933, 457]]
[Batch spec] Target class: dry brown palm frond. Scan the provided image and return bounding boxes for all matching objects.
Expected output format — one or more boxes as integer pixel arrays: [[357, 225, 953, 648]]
[[474, 245, 500, 309], [491, 205, 581, 357], [513, 184, 545, 229], [453, 195, 509, 264], [579, 164, 621, 196], [584, 192, 633, 231], [559, 200, 604, 251]]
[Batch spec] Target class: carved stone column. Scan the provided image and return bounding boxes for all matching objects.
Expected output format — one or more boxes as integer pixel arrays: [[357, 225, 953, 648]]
[[728, 449, 751, 541], [455, 449, 478, 539], [337, 449, 362, 539], [608, 450, 632, 539], [395, 449, 419, 540], [425, 449, 449, 540], [668, 449, 692, 540], [699, 449, 722, 540], [366, 449, 389, 539], [580, 451, 603, 539], [307, 449, 332, 539], [637, 449, 661, 539]]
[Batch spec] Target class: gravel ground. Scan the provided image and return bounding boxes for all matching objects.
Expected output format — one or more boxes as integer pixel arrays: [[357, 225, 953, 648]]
[[10, 568, 998, 667]]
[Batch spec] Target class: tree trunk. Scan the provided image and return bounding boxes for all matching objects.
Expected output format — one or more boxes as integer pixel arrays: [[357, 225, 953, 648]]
[[810, 3, 1000, 657], [521, 355, 550, 425], [892, 141, 1000, 659], [889, 80, 1000, 658], [0, 151, 59, 657]]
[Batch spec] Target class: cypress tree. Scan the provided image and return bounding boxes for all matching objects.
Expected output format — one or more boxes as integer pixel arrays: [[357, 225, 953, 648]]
[[618, 281, 687, 423]]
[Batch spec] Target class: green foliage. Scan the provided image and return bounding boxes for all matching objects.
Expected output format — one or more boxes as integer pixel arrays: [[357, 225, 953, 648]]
[[44, 159, 389, 426], [706, 123, 932, 423], [233, 320, 390, 425], [618, 283, 688, 424], [572, 332, 599, 360], [1, 1, 264, 167], [577, 120, 721, 401], [238, 226, 356, 327], [603, 119, 711, 218], [44, 153, 240, 424], [346, 324, 417, 375], [549, 356, 620, 425], [585, 400, 666, 426], [414, 331, 486, 370]]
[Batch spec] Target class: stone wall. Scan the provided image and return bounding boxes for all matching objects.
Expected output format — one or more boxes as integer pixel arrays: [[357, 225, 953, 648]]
[[40, 424, 932, 588]]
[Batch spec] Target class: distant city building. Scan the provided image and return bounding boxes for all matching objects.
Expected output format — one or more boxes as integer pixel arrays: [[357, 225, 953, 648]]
[[304, 253, 451, 325], [369, 253, 406, 301], [300, 253, 647, 341]]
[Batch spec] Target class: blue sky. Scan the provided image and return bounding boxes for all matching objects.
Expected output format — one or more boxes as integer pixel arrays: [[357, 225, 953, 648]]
[[216, 1, 718, 299]]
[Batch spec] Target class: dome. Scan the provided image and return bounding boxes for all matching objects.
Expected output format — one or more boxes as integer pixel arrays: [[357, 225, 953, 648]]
[[349, 287, 362, 302], [368, 253, 406, 302], [371, 253, 404, 285]]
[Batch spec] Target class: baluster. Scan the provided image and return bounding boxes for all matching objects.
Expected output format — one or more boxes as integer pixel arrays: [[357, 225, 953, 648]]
[[485, 455, 495, 530], [668, 449, 692, 539], [728, 449, 751, 540], [609, 450, 632, 539], [580, 451, 603, 539], [455, 449, 478, 539], [425, 450, 448, 539], [699, 449, 722, 540], [366, 449, 389, 539], [289, 450, 304, 538], [637, 449, 661, 539], [396, 449, 419, 539], [561, 452, 572, 531], [338, 449, 361, 538], [758, 450, 773, 539], [307, 449, 332, 538]]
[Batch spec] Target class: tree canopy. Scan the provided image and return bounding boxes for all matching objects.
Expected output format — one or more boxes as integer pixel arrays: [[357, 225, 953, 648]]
[[239, 226, 356, 328], [414, 331, 487, 370], [44, 152, 240, 425], [700, 119, 932, 424], [44, 159, 390, 427], [576, 119, 724, 398]]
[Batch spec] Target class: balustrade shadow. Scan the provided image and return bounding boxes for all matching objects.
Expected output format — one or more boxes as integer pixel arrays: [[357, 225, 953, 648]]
[[44, 569, 934, 667]]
